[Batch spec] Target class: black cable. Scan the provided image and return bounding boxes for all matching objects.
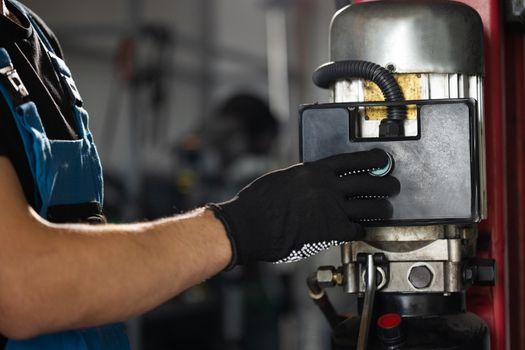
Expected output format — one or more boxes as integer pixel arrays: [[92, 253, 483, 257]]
[[312, 60, 406, 121]]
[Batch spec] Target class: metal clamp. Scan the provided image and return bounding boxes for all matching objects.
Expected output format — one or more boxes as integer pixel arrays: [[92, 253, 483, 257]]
[[0, 65, 29, 104]]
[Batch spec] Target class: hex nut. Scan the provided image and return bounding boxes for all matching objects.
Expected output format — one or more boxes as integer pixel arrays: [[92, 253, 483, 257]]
[[379, 119, 404, 137], [408, 265, 433, 289], [317, 266, 337, 288]]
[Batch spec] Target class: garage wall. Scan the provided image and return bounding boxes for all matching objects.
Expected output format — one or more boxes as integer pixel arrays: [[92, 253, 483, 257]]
[[22, 0, 333, 171]]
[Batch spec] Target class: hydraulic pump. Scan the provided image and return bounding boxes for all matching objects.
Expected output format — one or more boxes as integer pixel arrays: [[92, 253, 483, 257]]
[[301, 1, 495, 349]]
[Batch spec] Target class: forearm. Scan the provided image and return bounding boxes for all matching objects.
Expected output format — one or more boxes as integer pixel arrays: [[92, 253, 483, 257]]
[[0, 207, 230, 338], [0, 148, 400, 339]]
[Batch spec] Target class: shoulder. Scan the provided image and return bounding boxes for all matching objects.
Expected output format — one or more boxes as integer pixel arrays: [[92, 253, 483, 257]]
[[19, 3, 66, 59]]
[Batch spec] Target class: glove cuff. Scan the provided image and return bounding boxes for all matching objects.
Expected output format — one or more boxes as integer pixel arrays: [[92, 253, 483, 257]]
[[206, 203, 240, 270]]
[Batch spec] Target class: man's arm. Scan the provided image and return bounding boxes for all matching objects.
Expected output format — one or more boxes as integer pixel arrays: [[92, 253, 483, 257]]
[[0, 157, 231, 339], [0, 149, 399, 340]]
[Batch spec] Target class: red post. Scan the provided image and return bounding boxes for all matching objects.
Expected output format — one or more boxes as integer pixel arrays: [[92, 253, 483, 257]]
[[504, 33, 525, 350], [458, 2, 508, 350], [350, 0, 510, 348]]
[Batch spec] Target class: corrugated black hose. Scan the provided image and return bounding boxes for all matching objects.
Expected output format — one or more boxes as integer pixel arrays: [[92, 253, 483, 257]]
[[312, 60, 407, 127]]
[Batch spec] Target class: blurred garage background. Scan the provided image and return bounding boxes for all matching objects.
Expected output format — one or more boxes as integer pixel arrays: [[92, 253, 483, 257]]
[[19, 1, 351, 349]]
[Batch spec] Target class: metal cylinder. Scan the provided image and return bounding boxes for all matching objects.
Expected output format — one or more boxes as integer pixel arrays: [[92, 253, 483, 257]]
[[327, 0, 486, 218], [330, 0, 484, 75]]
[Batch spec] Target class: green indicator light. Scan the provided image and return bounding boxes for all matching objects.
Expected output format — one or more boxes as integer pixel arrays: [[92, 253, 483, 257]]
[[369, 152, 394, 177]]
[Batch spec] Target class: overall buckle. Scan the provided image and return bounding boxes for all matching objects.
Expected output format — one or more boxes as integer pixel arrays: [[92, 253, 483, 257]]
[[48, 52, 83, 107], [63, 74, 83, 107], [0, 64, 29, 104]]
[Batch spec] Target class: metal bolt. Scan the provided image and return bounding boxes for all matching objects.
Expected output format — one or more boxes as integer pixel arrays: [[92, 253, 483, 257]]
[[408, 265, 434, 289], [317, 266, 342, 288], [476, 264, 496, 286], [462, 258, 496, 287], [463, 267, 474, 283]]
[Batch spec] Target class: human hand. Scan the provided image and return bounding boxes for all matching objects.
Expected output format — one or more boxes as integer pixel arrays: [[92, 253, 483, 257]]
[[208, 149, 400, 268]]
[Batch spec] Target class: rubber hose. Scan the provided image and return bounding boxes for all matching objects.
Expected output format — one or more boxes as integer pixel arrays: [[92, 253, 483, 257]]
[[312, 60, 406, 120]]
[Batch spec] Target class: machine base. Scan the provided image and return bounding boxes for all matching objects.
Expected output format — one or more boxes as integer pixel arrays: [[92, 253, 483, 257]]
[[331, 293, 489, 350]]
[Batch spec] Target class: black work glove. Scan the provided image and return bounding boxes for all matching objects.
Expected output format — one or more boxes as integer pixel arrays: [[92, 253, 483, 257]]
[[208, 149, 400, 269]]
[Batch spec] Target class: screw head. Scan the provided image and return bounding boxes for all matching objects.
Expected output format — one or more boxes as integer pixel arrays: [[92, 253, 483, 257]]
[[408, 265, 433, 289], [386, 63, 396, 72]]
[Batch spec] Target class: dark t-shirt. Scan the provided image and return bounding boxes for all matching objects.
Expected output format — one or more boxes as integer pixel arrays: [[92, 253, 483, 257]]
[[0, 1, 78, 206]]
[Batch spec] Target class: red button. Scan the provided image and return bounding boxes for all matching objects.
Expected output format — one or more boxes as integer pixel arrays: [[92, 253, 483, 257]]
[[377, 313, 402, 329]]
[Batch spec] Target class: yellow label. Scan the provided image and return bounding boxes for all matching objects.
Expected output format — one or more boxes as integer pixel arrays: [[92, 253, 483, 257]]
[[363, 74, 422, 120]]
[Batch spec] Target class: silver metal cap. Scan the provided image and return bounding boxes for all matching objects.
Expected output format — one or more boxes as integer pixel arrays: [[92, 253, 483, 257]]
[[330, 0, 484, 75]]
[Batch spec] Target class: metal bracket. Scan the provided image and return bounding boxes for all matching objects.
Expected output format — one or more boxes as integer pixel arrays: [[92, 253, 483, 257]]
[[0, 65, 29, 104]]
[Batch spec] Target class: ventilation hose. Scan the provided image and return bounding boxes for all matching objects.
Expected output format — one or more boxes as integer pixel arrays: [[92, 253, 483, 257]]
[[312, 60, 406, 121]]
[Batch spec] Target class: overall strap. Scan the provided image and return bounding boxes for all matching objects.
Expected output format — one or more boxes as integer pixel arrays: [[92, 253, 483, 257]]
[[3, 2, 103, 214], [0, 28, 124, 350], [9, 0, 83, 108], [0, 48, 50, 211]]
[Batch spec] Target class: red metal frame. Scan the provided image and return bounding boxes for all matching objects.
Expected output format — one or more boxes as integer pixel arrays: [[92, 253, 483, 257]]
[[460, 2, 507, 350], [350, 1, 516, 349], [504, 33, 525, 350]]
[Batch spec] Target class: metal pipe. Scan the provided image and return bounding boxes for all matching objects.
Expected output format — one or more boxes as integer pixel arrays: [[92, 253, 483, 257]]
[[306, 273, 343, 329], [357, 254, 377, 350]]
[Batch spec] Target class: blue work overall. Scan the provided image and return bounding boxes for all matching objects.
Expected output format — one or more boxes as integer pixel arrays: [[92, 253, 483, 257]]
[[0, 2, 130, 349]]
